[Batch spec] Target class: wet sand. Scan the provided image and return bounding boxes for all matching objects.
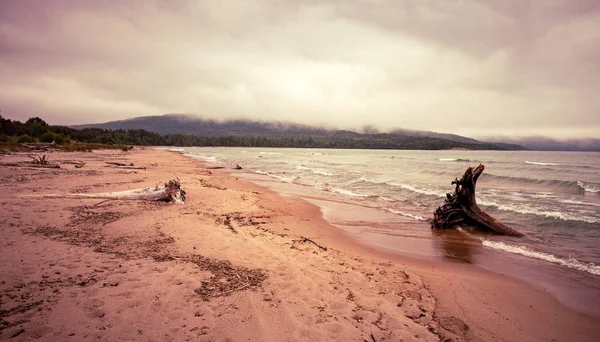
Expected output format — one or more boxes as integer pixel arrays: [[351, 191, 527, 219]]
[[0, 148, 599, 341]]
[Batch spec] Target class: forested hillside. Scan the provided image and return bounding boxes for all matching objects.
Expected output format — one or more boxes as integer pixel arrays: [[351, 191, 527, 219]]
[[1, 115, 524, 150]]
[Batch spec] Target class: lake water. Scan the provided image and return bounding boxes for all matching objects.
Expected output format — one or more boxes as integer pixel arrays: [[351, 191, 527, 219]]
[[175, 147, 600, 316]]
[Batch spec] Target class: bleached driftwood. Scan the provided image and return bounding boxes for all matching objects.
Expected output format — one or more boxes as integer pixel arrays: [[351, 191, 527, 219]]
[[0, 154, 60, 168], [0, 162, 60, 169], [29, 154, 49, 165], [23, 178, 186, 204], [105, 161, 132, 167], [104, 161, 146, 170]]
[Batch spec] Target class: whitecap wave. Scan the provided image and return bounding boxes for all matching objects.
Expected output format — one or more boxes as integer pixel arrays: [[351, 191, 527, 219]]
[[478, 200, 598, 224], [560, 199, 600, 207], [529, 192, 557, 199], [388, 182, 446, 197], [259, 151, 283, 155], [357, 177, 445, 198], [296, 165, 334, 176], [384, 208, 426, 221], [187, 154, 217, 163], [577, 180, 600, 193], [255, 170, 296, 183], [438, 158, 471, 162], [525, 161, 559, 166], [329, 188, 369, 197], [482, 240, 600, 276]]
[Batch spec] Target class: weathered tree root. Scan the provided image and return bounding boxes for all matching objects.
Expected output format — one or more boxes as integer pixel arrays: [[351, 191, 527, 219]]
[[431, 164, 523, 236]]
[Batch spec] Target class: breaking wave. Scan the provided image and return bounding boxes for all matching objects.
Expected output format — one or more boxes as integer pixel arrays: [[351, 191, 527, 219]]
[[329, 188, 369, 197], [525, 161, 559, 166], [388, 182, 446, 197], [482, 174, 600, 193], [255, 170, 296, 183], [478, 200, 598, 224], [560, 199, 600, 207], [578, 180, 600, 193], [482, 240, 600, 276], [384, 208, 426, 221], [438, 158, 471, 162], [357, 177, 445, 198], [296, 165, 334, 176]]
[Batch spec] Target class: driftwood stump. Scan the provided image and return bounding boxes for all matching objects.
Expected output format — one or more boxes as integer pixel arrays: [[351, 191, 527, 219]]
[[431, 164, 523, 236]]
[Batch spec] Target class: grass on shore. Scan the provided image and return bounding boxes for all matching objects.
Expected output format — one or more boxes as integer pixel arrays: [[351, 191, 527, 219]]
[[0, 142, 134, 153]]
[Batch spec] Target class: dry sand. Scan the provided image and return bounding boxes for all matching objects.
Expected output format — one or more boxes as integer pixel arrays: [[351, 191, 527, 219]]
[[0, 148, 598, 341]]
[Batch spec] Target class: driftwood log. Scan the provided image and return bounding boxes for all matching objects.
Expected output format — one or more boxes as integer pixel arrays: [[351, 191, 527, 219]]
[[105, 161, 132, 167], [0, 162, 60, 169], [431, 164, 523, 236], [23, 178, 186, 204]]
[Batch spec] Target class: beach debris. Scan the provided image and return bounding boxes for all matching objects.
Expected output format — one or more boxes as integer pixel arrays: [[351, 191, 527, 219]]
[[300, 236, 328, 251], [10, 328, 25, 339], [60, 160, 86, 168], [0, 162, 60, 169], [235, 163, 243, 170], [217, 214, 238, 234], [194, 177, 227, 190], [21, 178, 187, 204], [105, 161, 146, 170], [29, 154, 49, 165], [105, 161, 132, 167], [431, 164, 523, 236], [190, 255, 267, 301], [0, 154, 60, 169]]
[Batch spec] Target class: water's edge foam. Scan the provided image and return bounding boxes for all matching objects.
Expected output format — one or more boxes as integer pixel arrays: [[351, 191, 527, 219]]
[[482, 240, 600, 276]]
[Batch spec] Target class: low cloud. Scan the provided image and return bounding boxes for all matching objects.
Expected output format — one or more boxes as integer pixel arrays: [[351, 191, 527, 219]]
[[0, 0, 598, 138]]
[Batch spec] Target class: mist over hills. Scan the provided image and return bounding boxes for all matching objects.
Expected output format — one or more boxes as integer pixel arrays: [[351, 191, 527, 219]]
[[74, 114, 519, 149], [486, 136, 600, 152]]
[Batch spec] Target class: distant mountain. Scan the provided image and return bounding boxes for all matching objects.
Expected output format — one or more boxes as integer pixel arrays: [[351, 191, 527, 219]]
[[487, 137, 600, 152], [75, 114, 337, 137], [74, 114, 522, 149]]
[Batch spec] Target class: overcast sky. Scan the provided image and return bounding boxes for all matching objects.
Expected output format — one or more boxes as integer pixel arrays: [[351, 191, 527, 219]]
[[1, 0, 599, 138]]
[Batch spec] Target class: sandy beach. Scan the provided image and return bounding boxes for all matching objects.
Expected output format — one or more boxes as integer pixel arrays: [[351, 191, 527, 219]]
[[1, 148, 599, 342]]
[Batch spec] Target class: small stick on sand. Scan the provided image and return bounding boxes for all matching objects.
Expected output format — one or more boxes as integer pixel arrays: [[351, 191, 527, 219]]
[[105, 161, 131, 167], [300, 236, 328, 251]]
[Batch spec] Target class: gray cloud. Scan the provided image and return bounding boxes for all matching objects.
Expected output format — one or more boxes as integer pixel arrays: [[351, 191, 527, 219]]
[[0, 0, 598, 138]]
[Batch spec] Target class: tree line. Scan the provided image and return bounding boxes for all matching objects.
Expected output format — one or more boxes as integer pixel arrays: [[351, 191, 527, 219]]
[[0, 115, 522, 150]]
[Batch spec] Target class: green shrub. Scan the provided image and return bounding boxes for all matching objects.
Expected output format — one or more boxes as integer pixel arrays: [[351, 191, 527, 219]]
[[39, 132, 56, 143], [39, 132, 70, 145], [17, 135, 36, 143]]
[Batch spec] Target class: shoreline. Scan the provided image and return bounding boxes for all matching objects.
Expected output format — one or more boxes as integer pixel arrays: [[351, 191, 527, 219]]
[[177, 146, 600, 318], [0, 147, 598, 341], [174, 148, 600, 339]]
